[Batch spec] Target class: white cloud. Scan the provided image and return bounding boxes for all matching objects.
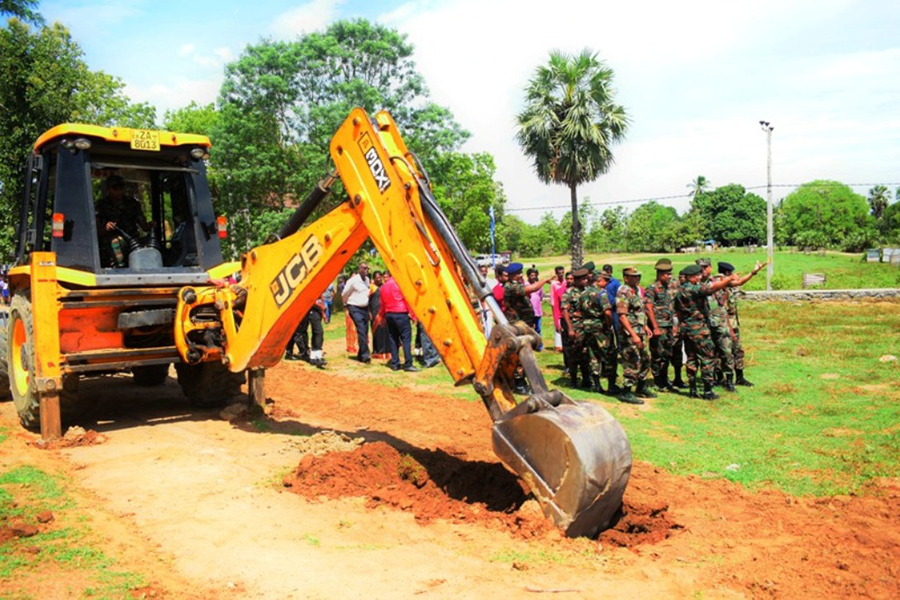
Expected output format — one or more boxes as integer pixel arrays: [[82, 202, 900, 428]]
[[178, 43, 195, 57], [271, 0, 346, 39], [125, 77, 221, 115]]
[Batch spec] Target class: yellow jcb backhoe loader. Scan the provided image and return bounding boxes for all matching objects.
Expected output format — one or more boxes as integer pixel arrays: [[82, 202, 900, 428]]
[[0, 108, 631, 537]]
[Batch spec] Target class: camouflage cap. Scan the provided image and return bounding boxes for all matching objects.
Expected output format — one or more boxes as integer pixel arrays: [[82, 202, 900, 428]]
[[695, 257, 712, 268], [655, 258, 673, 271], [572, 268, 590, 278], [622, 266, 642, 277], [682, 264, 703, 276]]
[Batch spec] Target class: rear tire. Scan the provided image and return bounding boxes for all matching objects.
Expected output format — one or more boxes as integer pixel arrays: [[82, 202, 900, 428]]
[[175, 361, 245, 408], [132, 364, 170, 387]]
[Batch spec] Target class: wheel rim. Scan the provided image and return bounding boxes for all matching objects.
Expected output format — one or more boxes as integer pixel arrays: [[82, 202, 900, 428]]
[[11, 314, 29, 398]]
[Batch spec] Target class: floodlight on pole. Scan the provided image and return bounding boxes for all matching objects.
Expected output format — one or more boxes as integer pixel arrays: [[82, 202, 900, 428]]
[[760, 121, 774, 291]]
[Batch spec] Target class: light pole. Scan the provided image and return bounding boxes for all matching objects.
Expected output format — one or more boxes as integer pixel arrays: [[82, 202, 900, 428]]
[[759, 120, 774, 291]]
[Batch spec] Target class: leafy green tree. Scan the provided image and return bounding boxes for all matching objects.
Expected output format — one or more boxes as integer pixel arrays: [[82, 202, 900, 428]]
[[692, 184, 765, 246], [495, 214, 528, 256], [867, 185, 890, 220], [516, 49, 629, 268], [0, 19, 155, 254], [163, 101, 219, 136], [215, 20, 469, 256], [880, 201, 900, 244], [624, 201, 679, 252], [1, 0, 42, 25], [780, 180, 876, 250]]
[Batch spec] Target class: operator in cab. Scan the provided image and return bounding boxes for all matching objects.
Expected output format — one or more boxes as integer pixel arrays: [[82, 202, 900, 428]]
[[95, 174, 151, 267]]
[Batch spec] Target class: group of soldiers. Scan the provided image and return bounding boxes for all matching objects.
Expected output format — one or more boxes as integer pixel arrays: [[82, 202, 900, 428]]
[[555, 258, 765, 404]]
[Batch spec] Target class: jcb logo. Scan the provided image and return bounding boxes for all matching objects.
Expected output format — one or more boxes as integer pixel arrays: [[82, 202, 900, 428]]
[[269, 234, 323, 308]]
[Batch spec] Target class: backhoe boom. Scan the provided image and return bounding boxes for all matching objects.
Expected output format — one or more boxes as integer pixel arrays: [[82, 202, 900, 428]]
[[175, 108, 632, 537]]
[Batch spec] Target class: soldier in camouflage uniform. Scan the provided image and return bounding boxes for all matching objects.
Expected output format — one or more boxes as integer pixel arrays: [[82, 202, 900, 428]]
[[644, 258, 678, 392], [699, 258, 737, 393], [561, 269, 591, 389], [718, 262, 763, 387], [675, 264, 741, 400], [578, 270, 617, 393], [670, 270, 688, 389], [595, 270, 622, 394], [616, 267, 652, 404]]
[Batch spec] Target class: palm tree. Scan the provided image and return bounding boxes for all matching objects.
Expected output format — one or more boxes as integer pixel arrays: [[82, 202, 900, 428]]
[[688, 175, 710, 198], [868, 185, 890, 219], [516, 50, 629, 268]]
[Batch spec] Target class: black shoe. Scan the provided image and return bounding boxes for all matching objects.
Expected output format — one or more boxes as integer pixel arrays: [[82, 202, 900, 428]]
[[618, 387, 644, 405], [570, 376, 580, 389], [285, 353, 301, 361], [360, 357, 371, 364], [402, 365, 420, 372], [723, 374, 736, 393], [660, 377, 677, 392], [735, 370, 754, 387], [314, 359, 326, 369], [635, 381, 657, 399], [703, 382, 719, 401], [671, 372, 688, 389], [606, 380, 623, 395], [591, 376, 604, 394], [689, 378, 699, 398]]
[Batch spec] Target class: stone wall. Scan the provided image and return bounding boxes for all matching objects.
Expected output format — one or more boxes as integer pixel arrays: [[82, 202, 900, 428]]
[[739, 289, 900, 302]]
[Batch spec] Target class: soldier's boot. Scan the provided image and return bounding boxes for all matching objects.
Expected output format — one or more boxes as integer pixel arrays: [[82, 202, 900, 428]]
[[714, 368, 724, 387], [723, 373, 736, 393], [672, 366, 688, 389], [618, 386, 644, 405], [606, 377, 623, 396], [735, 369, 754, 387], [702, 381, 719, 401], [688, 376, 699, 399], [635, 380, 657, 399], [591, 375, 604, 394], [579, 366, 593, 391]]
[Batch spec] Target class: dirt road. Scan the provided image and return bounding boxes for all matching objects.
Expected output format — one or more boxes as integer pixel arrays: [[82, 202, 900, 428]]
[[2, 364, 898, 598]]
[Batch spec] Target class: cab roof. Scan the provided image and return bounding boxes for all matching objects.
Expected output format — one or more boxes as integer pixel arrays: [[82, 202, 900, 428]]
[[34, 123, 211, 151]]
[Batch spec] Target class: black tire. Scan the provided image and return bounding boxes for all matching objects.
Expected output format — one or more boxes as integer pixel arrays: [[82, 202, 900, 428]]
[[175, 361, 245, 408], [7, 294, 79, 430], [132, 364, 170, 387]]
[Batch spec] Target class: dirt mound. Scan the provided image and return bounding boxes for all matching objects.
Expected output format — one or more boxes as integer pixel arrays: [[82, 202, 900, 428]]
[[282, 441, 556, 539], [31, 427, 106, 450], [599, 500, 682, 548], [292, 430, 364, 456]]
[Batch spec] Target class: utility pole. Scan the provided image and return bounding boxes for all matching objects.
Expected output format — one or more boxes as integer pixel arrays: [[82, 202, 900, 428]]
[[760, 121, 774, 291]]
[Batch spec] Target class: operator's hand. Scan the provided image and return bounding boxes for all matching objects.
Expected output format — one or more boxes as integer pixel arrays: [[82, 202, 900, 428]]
[[631, 332, 642, 347], [105, 221, 117, 232]]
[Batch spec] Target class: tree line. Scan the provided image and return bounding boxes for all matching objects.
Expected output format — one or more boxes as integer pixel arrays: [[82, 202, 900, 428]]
[[1, 3, 897, 262]]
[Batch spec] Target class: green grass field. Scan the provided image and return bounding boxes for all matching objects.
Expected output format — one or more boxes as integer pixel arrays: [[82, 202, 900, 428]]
[[320, 298, 900, 497], [520, 249, 900, 291]]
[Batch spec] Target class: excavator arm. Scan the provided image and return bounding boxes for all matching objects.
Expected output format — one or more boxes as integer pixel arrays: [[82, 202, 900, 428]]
[[175, 108, 631, 537]]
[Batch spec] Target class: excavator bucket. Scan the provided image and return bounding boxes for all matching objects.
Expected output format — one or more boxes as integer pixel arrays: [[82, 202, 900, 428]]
[[491, 395, 631, 538]]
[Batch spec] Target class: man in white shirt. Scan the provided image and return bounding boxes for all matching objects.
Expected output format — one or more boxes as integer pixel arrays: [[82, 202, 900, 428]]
[[341, 262, 372, 363]]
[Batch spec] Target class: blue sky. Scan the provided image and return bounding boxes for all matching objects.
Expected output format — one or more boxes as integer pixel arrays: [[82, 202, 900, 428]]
[[39, 0, 900, 222]]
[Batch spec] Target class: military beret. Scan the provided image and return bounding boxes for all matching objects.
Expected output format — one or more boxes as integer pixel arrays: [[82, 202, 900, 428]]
[[572, 268, 590, 278], [506, 262, 523, 276], [622, 266, 642, 277], [696, 258, 711, 267], [718, 261, 735, 274], [655, 258, 673, 271], [683, 264, 703, 276], [582, 261, 595, 272]]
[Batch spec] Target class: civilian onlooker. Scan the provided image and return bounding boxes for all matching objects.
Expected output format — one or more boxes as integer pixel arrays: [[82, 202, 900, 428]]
[[321, 280, 335, 323], [492, 265, 508, 314], [526, 267, 545, 350], [376, 275, 419, 372], [479, 263, 495, 337], [550, 266, 566, 351], [341, 262, 372, 363], [603, 264, 622, 342], [369, 271, 390, 359]]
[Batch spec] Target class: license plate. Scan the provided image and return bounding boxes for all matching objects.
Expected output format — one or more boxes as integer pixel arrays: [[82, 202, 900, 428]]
[[130, 129, 160, 151]]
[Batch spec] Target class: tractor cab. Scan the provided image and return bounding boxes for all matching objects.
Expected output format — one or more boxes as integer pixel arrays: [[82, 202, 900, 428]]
[[17, 124, 226, 285]]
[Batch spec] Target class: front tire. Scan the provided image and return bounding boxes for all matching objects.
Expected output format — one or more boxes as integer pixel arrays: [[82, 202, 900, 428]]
[[175, 361, 245, 408]]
